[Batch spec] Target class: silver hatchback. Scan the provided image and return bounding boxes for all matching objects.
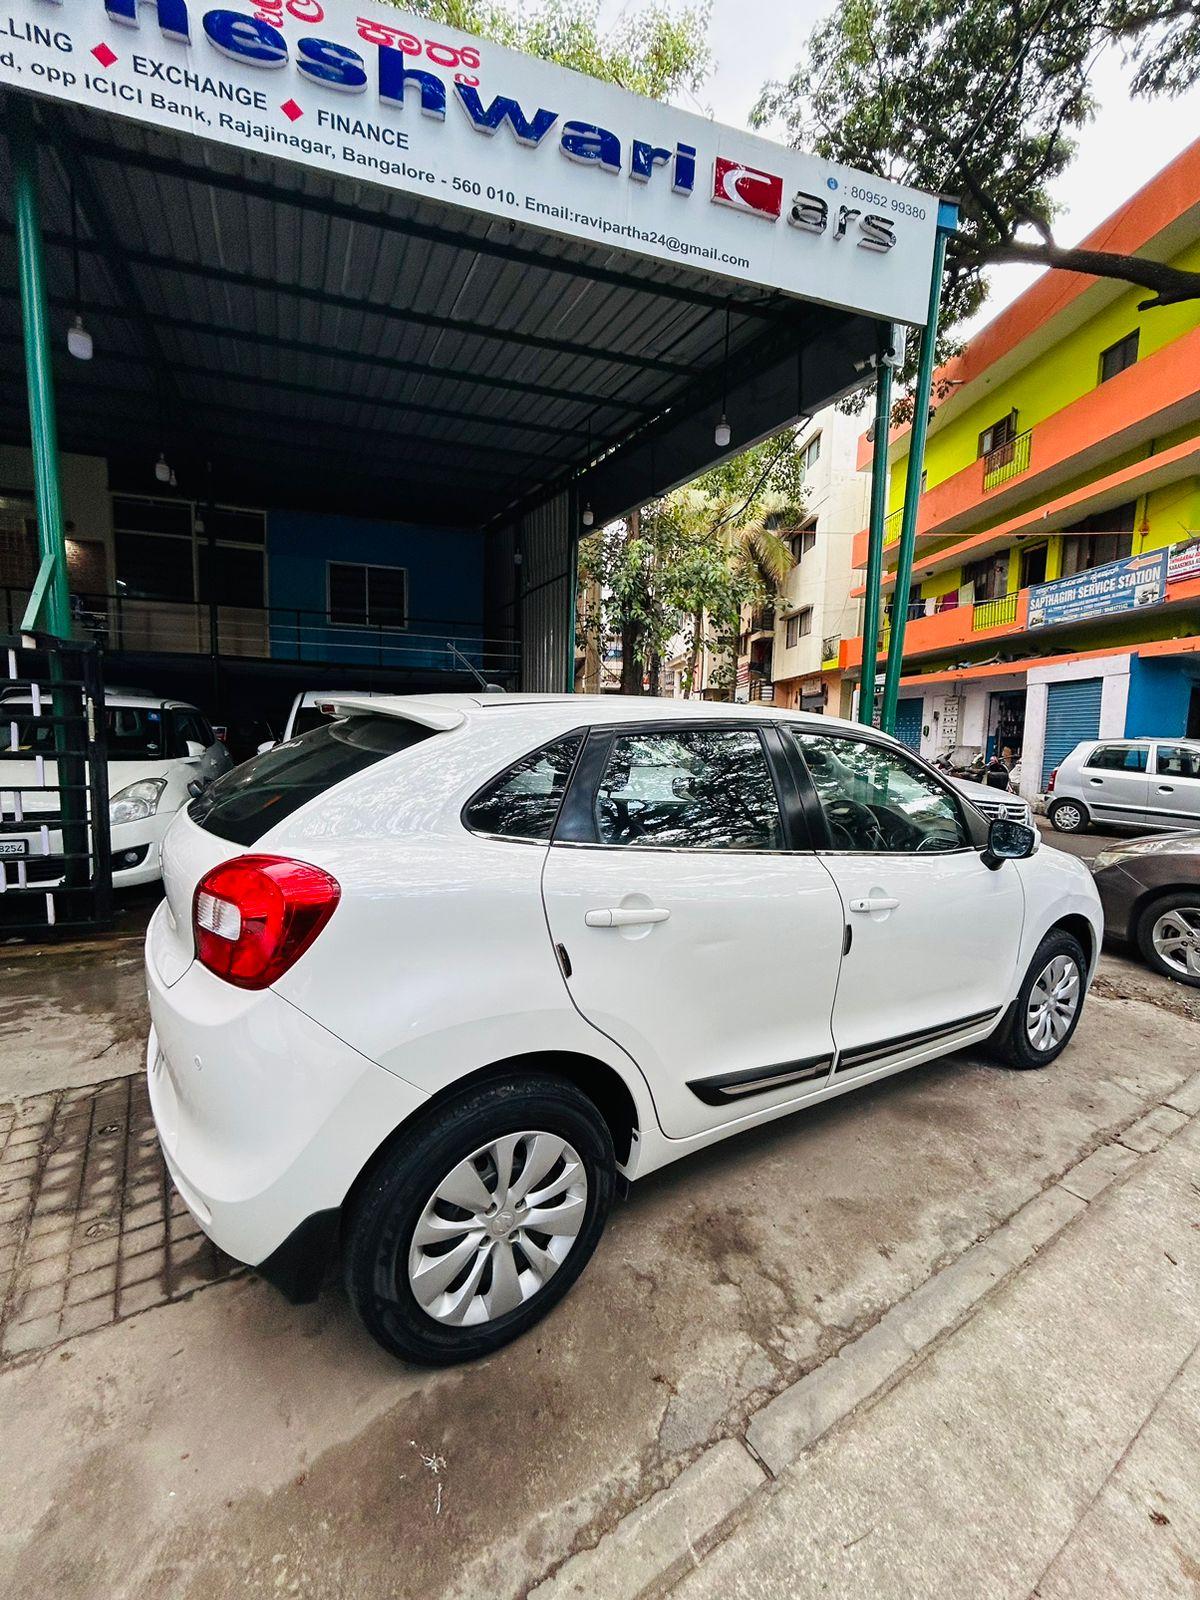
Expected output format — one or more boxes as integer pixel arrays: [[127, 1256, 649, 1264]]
[[1046, 738, 1200, 834]]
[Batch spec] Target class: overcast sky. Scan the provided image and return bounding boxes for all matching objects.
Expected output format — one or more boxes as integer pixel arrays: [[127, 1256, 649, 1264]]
[[600, 0, 1200, 339]]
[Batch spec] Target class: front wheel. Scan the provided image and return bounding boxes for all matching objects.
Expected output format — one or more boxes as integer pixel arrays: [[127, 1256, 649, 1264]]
[[990, 929, 1088, 1069], [1136, 893, 1200, 988], [1048, 798, 1088, 833], [343, 1074, 615, 1364]]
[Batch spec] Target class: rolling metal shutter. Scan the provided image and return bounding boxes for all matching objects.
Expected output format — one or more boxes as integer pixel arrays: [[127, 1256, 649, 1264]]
[[1041, 678, 1103, 786], [893, 697, 923, 753]]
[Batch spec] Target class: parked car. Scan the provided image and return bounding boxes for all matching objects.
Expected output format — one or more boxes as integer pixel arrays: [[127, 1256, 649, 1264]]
[[1091, 831, 1200, 986], [1045, 737, 1200, 834], [146, 694, 1101, 1364], [949, 771, 1032, 829], [274, 689, 386, 748], [1, 688, 230, 887]]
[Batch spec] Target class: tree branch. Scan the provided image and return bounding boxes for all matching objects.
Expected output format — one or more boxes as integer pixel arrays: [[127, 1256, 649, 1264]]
[[984, 238, 1200, 308]]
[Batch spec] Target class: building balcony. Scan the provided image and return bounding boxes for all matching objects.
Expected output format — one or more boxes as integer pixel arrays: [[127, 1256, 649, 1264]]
[[853, 325, 1200, 571]]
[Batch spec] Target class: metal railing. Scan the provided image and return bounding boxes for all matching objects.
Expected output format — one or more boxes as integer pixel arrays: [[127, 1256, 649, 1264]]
[[1, 633, 112, 938], [884, 507, 904, 544], [0, 589, 521, 680], [748, 607, 776, 636], [972, 591, 1021, 630], [982, 429, 1032, 491], [748, 678, 775, 702]]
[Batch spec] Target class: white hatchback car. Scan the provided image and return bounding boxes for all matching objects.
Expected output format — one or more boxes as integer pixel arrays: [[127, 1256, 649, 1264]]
[[2, 688, 230, 888], [146, 694, 1102, 1364]]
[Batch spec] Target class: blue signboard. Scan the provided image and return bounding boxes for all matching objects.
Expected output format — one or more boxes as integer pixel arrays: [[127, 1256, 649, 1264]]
[[1027, 550, 1170, 629]]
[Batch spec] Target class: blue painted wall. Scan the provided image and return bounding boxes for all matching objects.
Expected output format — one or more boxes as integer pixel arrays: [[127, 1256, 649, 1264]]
[[266, 512, 484, 670], [1124, 655, 1200, 738]]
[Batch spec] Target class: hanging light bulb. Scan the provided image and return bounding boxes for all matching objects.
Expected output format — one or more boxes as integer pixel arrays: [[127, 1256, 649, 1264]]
[[67, 314, 93, 362], [169, 469, 178, 489], [155, 452, 170, 483], [66, 182, 93, 361], [582, 502, 594, 527], [714, 414, 731, 449]]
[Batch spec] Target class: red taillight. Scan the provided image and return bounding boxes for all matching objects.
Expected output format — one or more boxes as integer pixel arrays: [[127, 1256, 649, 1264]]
[[1046, 768, 1058, 792], [193, 855, 340, 990]]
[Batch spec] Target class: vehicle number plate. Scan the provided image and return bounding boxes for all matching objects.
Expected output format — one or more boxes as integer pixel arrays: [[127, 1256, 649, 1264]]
[[0, 839, 29, 858]]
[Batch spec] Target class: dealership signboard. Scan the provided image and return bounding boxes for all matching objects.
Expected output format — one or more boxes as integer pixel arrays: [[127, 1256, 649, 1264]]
[[0, 0, 939, 322], [1168, 539, 1200, 582], [1027, 550, 1171, 629]]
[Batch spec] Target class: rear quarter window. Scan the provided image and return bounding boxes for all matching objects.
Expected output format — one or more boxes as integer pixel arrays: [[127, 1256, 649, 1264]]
[[188, 715, 433, 845]]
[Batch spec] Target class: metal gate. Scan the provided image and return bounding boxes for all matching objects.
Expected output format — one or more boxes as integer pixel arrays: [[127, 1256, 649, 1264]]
[[1, 633, 112, 937], [893, 697, 924, 753], [1041, 677, 1103, 787]]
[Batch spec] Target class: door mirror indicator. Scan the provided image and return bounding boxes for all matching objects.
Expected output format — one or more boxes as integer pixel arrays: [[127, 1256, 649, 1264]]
[[982, 817, 1037, 870]]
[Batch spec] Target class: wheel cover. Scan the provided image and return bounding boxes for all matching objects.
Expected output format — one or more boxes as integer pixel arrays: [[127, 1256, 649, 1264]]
[[1151, 905, 1200, 980], [1026, 953, 1082, 1051], [1055, 803, 1082, 829], [407, 1131, 588, 1327]]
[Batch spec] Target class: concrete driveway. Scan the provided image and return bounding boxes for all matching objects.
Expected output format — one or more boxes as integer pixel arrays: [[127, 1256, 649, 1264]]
[[0, 882, 1197, 1600]]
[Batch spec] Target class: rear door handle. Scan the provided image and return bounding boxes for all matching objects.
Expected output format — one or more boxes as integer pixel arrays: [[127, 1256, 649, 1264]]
[[848, 896, 900, 913], [584, 907, 671, 928], [1157, 785, 1175, 793], [1088, 777, 1104, 785]]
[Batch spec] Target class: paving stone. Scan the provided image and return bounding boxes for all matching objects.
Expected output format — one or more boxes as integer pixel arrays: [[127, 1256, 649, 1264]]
[[985, 1186, 1087, 1269], [880, 1244, 1010, 1354], [1118, 1105, 1190, 1154], [117, 1279, 165, 1318], [66, 1264, 118, 1306], [2, 1314, 61, 1357], [1059, 1142, 1141, 1201], [529, 1440, 766, 1600], [57, 1298, 113, 1340], [1164, 1073, 1200, 1117], [746, 1320, 915, 1474]]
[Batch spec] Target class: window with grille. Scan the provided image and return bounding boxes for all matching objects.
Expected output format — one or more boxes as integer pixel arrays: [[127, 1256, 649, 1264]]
[[328, 561, 408, 628]]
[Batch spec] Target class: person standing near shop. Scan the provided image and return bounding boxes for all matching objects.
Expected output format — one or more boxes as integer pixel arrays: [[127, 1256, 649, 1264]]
[[985, 745, 1016, 790]]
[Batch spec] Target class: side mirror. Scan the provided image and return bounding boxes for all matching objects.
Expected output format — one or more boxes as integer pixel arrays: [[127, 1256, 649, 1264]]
[[184, 739, 206, 759], [982, 816, 1037, 870], [256, 739, 277, 755]]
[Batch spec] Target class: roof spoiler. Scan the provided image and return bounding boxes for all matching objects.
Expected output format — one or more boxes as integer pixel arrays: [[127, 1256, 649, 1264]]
[[318, 695, 466, 732]]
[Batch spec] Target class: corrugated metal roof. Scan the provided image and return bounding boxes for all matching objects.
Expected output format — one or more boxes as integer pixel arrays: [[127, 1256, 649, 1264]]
[[0, 92, 852, 528]]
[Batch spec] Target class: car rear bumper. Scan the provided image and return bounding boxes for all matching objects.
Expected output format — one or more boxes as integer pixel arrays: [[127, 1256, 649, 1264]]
[[145, 923, 429, 1270]]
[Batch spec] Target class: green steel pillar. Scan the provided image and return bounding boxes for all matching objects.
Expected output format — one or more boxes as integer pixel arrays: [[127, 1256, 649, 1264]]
[[858, 325, 896, 726], [9, 96, 70, 639], [880, 199, 959, 734]]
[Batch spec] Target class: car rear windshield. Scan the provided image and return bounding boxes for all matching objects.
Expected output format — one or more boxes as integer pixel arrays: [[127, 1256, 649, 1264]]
[[188, 714, 433, 845]]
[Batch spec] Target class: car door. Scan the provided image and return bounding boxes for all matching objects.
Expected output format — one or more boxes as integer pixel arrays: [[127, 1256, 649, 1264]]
[[1150, 744, 1200, 828], [541, 721, 848, 1138], [784, 729, 1026, 1082], [1078, 743, 1151, 828]]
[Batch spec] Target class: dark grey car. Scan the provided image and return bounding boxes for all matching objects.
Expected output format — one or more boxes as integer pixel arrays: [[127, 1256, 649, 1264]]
[[1091, 831, 1200, 986]]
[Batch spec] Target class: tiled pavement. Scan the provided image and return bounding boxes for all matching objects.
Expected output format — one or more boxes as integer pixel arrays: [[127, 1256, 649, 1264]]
[[0, 1075, 237, 1361]]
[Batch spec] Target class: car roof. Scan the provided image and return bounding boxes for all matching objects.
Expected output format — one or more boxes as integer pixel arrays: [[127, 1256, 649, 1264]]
[[327, 690, 883, 741], [0, 687, 196, 711]]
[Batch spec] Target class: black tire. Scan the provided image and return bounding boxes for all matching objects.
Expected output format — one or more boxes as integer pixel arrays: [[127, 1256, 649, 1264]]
[[1135, 892, 1200, 989], [343, 1074, 615, 1364], [1048, 798, 1088, 834], [989, 929, 1088, 1069]]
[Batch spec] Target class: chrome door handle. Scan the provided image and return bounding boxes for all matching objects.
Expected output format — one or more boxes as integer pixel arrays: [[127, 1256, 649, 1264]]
[[584, 907, 671, 928], [848, 896, 900, 913]]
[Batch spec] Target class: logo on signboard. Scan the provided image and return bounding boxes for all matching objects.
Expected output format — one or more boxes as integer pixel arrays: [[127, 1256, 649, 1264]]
[[711, 157, 783, 220]]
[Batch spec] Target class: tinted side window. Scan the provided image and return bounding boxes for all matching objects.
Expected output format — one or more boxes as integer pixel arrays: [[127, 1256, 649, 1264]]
[[464, 736, 582, 840], [1086, 745, 1147, 772], [173, 710, 213, 754], [595, 728, 782, 850], [189, 715, 432, 845], [793, 732, 968, 853], [1156, 745, 1200, 779]]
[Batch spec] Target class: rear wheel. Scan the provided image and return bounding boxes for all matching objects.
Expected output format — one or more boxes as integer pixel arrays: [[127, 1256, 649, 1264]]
[[1136, 893, 1200, 988], [1048, 798, 1088, 834], [343, 1075, 614, 1364], [990, 929, 1087, 1069]]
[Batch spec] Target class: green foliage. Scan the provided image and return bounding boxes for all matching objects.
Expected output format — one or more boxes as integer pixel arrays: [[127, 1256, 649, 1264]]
[[754, 0, 1200, 367], [579, 431, 806, 694], [400, 0, 711, 98]]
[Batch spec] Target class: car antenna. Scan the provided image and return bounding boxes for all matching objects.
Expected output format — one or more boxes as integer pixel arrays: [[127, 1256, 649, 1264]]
[[446, 641, 505, 693]]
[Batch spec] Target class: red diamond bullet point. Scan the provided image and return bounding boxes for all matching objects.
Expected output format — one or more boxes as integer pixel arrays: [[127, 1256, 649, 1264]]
[[280, 99, 303, 122], [91, 42, 117, 67]]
